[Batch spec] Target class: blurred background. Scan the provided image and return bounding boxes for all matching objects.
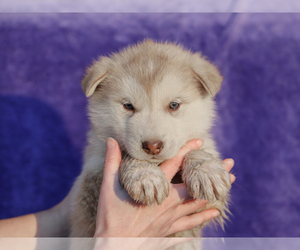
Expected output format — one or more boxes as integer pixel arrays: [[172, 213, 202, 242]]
[[1, 1, 300, 238]]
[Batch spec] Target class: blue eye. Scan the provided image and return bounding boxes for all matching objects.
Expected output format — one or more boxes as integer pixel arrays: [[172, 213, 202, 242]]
[[169, 102, 180, 110], [123, 103, 134, 111]]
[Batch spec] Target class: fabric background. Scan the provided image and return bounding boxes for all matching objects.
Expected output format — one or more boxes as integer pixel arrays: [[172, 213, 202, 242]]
[[1, 13, 300, 237], [1, 0, 300, 12]]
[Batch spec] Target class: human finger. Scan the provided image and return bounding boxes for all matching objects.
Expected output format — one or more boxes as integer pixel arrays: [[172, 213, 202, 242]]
[[164, 209, 220, 236], [222, 158, 235, 184], [169, 183, 193, 203], [102, 137, 122, 184], [174, 198, 209, 220], [160, 139, 203, 182], [230, 173, 236, 184], [222, 158, 234, 172]]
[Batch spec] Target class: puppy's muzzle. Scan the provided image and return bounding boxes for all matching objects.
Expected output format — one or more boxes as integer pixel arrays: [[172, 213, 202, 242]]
[[142, 140, 164, 155]]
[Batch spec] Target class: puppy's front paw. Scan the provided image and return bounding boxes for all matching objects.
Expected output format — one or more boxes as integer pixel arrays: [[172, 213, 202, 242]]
[[183, 159, 231, 202], [120, 159, 169, 206]]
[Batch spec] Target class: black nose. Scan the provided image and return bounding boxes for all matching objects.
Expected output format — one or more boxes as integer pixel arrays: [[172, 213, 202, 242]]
[[142, 141, 164, 155]]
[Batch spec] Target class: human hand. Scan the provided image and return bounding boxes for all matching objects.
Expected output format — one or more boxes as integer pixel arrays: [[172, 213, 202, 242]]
[[93, 138, 235, 237]]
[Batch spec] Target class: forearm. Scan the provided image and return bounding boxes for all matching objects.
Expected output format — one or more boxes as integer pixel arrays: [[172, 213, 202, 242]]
[[0, 214, 37, 237], [34, 205, 70, 237], [0, 196, 70, 237]]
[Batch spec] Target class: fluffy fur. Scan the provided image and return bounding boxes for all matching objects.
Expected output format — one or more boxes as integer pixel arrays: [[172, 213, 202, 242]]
[[69, 40, 231, 237]]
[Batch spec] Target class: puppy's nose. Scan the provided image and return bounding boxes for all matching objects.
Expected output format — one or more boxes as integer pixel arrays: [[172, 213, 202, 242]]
[[142, 141, 164, 155]]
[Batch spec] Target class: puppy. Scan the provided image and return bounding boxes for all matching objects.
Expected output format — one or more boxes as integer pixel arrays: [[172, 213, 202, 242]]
[[69, 40, 231, 237]]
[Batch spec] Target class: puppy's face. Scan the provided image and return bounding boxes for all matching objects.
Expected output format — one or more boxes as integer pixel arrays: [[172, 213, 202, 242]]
[[83, 41, 222, 163]]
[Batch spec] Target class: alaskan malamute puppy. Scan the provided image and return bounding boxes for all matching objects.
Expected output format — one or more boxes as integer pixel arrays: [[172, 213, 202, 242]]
[[70, 40, 231, 237]]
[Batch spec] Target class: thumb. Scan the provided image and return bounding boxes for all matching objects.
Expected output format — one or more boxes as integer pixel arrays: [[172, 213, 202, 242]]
[[102, 137, 122, 183]]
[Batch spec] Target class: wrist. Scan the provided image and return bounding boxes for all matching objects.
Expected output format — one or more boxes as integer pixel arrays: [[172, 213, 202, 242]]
[[35, 197, 71, 237]]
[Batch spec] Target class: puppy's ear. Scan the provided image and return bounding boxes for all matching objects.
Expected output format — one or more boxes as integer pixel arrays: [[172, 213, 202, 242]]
[[192, 53, 223, 97], [81, 57, 111, 97]]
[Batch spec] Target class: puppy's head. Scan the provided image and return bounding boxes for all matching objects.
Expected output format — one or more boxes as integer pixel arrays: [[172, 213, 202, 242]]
[[82, 40, 222, 163]]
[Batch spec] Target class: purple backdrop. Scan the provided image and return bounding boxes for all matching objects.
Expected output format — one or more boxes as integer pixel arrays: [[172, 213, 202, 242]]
[[1, 13, 300, 237]]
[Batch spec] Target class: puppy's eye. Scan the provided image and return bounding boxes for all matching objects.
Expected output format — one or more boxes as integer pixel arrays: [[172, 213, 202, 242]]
[[169, 102, 181, 111], [123, 103, 135, 111]]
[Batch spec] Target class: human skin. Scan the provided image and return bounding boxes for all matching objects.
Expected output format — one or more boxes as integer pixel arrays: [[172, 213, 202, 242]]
[[0, 138, 235, 238], [94, 138, 235, 237]]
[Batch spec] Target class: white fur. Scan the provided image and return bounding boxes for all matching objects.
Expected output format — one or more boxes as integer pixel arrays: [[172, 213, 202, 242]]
[[69, 40, 230, 238]]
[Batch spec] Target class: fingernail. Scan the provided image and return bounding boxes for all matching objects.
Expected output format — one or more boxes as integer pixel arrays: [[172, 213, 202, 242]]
[[226, 158, 235, 166], [106, 137, 115, 149], [212, 211, 220, 217], [196, 139, 202, 148]]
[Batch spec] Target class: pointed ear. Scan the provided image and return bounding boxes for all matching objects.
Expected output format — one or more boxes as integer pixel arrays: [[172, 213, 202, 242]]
[[81, 57, 111, 97], [192, 53, 223, 97]]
